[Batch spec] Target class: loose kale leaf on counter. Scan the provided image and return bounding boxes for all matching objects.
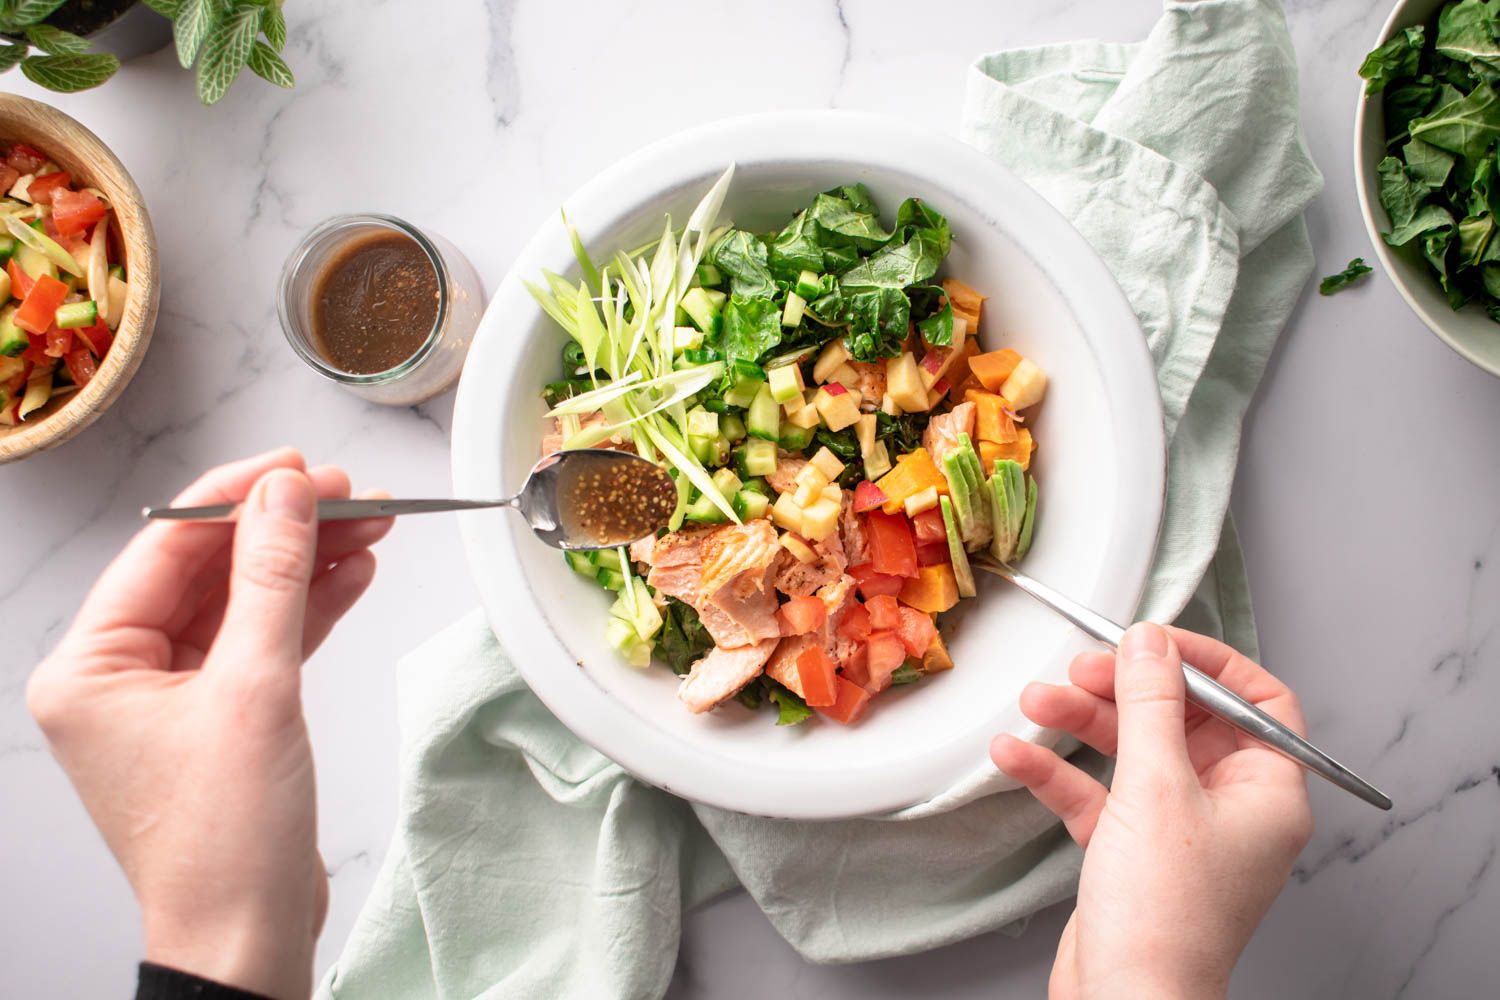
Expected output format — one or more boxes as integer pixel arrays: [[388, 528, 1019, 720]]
[[1358, 0, 1500, 320], [1319, 258, 1374, 295]]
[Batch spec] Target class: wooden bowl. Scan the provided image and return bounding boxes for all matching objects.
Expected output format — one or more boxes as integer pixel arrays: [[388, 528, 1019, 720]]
[[0, 93, 159, 464]]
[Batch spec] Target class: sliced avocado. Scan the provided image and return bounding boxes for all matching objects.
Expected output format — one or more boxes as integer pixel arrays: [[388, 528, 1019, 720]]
[[988, 459, 1026, 563], [941, 496, 978, 598], [1016, 477, 1038, 559]]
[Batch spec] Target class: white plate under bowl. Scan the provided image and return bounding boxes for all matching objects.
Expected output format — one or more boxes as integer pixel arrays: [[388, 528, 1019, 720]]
[[452, 111, 1164, 820]]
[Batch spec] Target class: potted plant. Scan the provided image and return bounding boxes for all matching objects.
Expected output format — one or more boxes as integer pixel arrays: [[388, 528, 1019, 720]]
[[0, 0, 292, 104]]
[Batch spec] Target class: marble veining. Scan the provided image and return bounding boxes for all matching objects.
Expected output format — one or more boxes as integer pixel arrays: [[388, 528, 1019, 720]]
[[2, 2, 1499, 998]]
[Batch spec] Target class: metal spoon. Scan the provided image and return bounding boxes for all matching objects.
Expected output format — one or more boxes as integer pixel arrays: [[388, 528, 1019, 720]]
[[142, 449, 678, 551], [972, 556, 1392, 811]]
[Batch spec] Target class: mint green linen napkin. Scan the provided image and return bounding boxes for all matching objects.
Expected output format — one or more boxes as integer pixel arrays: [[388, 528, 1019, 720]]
[[322, 1, 1319, 995]]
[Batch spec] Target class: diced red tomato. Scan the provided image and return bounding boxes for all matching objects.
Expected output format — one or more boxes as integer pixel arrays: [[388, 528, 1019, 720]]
[[75, 322, 112, 358], [22, 334, 50, 366], [916, 540, 950, 567], [15, 275, 69, 334], [895, 606, 938, 658], [0, 164, 18, 194], [44, 325, 74, 358], [51, 188, 106, 238], [8, 258, 34, 300], [836, 602, 871, 642], [824, 381, 848, 396], [5, 143, 47, 175], [27, 171, 71, 205], [64, 347, 96, 386], [848, 562, 904, 599], [866, 631, 907, 690], [778, 595, 827, 636], [865, 509, 919, 578], [866, 594, 901, 630], [817, 676, 873, 724], [911, 507, 946, 545], [852, 480, 888, 514], [841, 642, 871, 688], [796, 646, 838, 707]]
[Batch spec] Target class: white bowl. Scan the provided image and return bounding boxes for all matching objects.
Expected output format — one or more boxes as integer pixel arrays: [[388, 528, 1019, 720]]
[[452, 112, 1165, 819], [1355, 0, 1500, 377]]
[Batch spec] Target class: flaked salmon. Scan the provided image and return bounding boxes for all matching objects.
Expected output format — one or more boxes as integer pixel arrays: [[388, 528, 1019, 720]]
[[922, 401, 975, 468], [678, 636, 780, 713]]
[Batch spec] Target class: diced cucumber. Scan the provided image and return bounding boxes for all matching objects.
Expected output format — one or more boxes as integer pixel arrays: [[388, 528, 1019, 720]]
[[55, 300, 97, 329], [723, 377, 764, 408], [683, 491, 730, 524], [782, 292, 806, 328], [605, 618, 650, 666], [732, 489, 771, 521], [673, 325, 705, 352], [720, 412, 747, 442], [712, 467, 743, 497], [591, 548, 624, 572], [566, 550, 599, 579], [0, 235, 15, 263], [691, 435, 719, 465], [701, 396, 729, 414], [704, 289, 727, 310], [743, 437, 778, 477], [794, 270, 823, 300], [739, 476, 771, 496], [680, 286, 723, 334], [695, 263, 724, 288], [0, 305, 25, 357], [15, 244, 55, 281], [746, 383, 780, 441], [686, 405, 719, 439], [778, 423, 815, 452], [767, 363, 804, 403], [682, 346, 721, 365], [597, 567, 627, 591]]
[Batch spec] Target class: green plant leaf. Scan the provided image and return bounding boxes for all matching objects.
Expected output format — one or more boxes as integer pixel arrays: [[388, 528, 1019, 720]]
[[142, 0, 186, 17], [20, 52, 119, 92], [173, 0, 216, 69], [6, 0, 68, 29], [708, 229, 777, 299], [0, 42, 28, 72], [261, 1, 286, 51], [1410, 83, 1500, 160], [25, 24, 89, 55], [247, 39, 292, 88], [1436, 0, 1500, 71], [1359, 26, 1424, 95], [196, 3, 259, 105], [1318, 258, 1373, 296]]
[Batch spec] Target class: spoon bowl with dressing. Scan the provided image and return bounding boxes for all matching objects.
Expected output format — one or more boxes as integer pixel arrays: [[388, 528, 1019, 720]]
[[141, 449, 678, 551]]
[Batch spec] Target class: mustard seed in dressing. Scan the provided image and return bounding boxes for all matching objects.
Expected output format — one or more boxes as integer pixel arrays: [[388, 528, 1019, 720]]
[[558, 454, 678, 547]]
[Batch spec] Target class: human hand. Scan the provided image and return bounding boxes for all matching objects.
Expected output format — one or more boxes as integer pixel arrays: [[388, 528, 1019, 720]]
[[26, 449, 393, 1000], [990, 623, 1313, 1000]]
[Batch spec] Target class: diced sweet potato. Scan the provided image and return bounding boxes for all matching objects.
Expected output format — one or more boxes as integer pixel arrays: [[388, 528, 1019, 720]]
[[874, 447, 948, 514], [941, 278, 986, 328], [981, 428, 1034, 472], [965, 389, 1018, 444], [969, 349, 1021, 394], [921, 631, 955, 673]]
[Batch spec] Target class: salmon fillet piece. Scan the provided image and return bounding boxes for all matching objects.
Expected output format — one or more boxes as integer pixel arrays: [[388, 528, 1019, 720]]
[[678, 636, 780, 713], [922, 401, 976, 468], [645, 527, 716, 605], [765, 454, 808, 495], [699, 520, 782, 646], [773, 521, 847, 597], [849, 361, 887, 408], [766, 574, 857, 697], [839, 494, 870, 567]]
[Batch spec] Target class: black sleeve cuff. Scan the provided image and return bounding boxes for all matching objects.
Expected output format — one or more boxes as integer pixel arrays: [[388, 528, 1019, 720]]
[[137, 962, 275, 1000]]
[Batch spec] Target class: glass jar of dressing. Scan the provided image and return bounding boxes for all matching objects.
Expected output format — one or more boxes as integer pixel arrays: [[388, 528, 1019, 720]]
[[278, 215, 484, 406]]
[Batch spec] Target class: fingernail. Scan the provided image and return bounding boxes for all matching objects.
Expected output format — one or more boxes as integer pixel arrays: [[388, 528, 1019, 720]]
[[260, 470, 314, 523], [1121, 622, 1168, 661]]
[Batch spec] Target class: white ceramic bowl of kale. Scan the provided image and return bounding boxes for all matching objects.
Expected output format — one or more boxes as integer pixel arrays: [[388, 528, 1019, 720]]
[[1355, 0, 1500, 376], [451, 111, 1165, 819]]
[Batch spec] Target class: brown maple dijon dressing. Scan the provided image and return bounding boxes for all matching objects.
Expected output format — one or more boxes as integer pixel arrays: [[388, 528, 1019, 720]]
[[310, 231, 439, 375]]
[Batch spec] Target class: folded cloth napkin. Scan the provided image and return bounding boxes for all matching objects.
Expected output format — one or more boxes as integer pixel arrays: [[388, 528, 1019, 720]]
[[321, 1, 1319, 996]]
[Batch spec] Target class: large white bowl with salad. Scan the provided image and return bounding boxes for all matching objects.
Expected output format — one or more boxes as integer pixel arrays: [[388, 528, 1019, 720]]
[[452, 112, 1165, 819]]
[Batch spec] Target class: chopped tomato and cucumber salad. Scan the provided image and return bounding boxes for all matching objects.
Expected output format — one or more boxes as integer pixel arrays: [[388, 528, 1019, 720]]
[[0, 141, 130, 426], [530, 167, 1043, 726]]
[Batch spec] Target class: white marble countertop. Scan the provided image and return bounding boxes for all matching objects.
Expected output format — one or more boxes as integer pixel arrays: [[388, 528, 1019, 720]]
[[3, 1, 1498, 997]]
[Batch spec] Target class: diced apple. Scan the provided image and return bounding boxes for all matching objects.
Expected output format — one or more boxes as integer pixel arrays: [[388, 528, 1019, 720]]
[[780, 532, 819, 564], [809, 446, 845, 481], [863, 440, 893, 480], [855, 413, 877, 456], [768, 363, 805, 403], [787, 401, 823, 429], [813, 384, 862, 431], [770, 492, 804, 532], [827, 362, 860, 391], [794, 463, 830, 506], [904, 485, 939, 516], [821, 483, 843, 505], [800, 497, 841, 542], [880, 391, 902, 417], [782, 392, 807, 417], [1000, 358, 1047, 410], [950, 315, 968, 351], [813, 340, 851, 384], [885, 352, 929, 412]]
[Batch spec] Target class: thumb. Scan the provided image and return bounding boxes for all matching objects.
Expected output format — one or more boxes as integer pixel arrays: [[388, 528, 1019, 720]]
[[212, 468, 319, 678], [1112, 622, 1193, 786]]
